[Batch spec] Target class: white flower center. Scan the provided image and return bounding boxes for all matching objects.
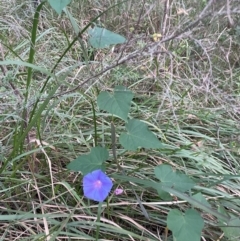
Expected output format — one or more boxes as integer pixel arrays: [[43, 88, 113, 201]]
[[94, 180, 102, 189]]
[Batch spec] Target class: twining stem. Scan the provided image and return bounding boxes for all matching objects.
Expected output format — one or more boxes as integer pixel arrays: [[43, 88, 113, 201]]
[[110, 122, 150, 220], [111, 122, 121, 171], [91, 100, 98, 146]]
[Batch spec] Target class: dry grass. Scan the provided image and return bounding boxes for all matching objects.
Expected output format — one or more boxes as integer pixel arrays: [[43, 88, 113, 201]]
[[1, 0, 240, 240]]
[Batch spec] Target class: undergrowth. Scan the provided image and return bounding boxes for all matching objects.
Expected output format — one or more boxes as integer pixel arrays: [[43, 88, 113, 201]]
[[1, 0, 240, 240]]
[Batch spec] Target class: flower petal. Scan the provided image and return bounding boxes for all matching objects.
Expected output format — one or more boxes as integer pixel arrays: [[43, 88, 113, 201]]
[[83, 169, 113, 202], [114, 188, 123, 195]]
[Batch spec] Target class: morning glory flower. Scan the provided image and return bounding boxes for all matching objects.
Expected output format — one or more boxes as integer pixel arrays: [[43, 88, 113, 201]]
[[83, 169, 113, 202]]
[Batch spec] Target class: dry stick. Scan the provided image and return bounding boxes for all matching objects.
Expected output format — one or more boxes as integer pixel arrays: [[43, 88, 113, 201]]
[[134, 0, 146, 32], [31, 175, 50, 240], [116, 0, 147, 62], [160, 0, 171, 102], [161, 0, 171, 37], [226, 0, 234, 28], [199, 0, 215, 18]]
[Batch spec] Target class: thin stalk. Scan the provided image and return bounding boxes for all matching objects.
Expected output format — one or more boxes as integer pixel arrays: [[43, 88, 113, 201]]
[[95, 202, 103, 241], [91, 100, 98, 146]]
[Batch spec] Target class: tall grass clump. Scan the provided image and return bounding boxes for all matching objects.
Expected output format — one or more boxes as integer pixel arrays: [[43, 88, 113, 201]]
[[1, 0, 240, 240]]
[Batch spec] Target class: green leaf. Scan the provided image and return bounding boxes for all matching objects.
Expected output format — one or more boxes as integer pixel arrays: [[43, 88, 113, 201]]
[[48, 0, 71, 14], [119, 119, 162, 151], [218, 206, 240, 239], [154, 164, 195, 192], [63, 8, 79, 35], [67, 147, 109, 175], [221, 217, 240, 239], [157, 189, 172, 201], [97, 86, 133, 122], [192, 193, 211, 208], [167, 209, 204, 241], [89, 26, 126, 49]]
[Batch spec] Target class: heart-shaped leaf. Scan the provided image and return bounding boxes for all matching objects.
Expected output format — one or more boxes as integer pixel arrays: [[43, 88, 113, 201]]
[[67, 146, 109, 175], [119, 119, 162, 150], [157, 189, 172, 201], [48, 0, 71, 14], [89, 26, 126, 49], [167, 209, 204, 241], [154, 164, 195, 192], [97, 86, 133, 122], [192, 193, 211, 208], [221, 217, 240, 239], [218, 206, 240, 239]]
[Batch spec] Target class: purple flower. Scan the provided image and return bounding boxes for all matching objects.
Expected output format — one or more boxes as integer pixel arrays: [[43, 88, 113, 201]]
[[83, 169, 113, 202], [114, 188, 123, 195]]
